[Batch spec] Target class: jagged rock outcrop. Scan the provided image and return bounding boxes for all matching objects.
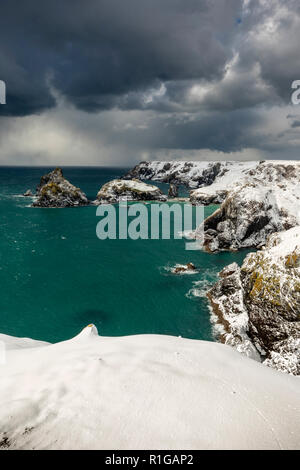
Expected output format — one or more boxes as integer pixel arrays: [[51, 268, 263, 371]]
[[168, 183, 178, 198], [123, 161, 255, 189], [195, 162, 300, 251], [95, 179, 167, 204], [207, 227, 300, 375], [23, 189, 33, 197], [172, 263, 197, 274], [33, 168, 88, 208]]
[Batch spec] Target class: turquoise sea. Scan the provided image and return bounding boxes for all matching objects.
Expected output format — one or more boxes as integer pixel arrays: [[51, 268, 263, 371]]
[[0, 167, 250, 343]]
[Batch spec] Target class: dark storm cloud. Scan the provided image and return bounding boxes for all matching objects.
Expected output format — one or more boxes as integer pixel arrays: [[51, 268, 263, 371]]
[[1, 0, 299, 116], [0, 0, 242, 115], [1, 0, 300, 164], [107, 108, 266, 153]]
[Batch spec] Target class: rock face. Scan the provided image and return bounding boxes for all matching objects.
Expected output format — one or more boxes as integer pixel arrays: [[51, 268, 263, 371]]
[[33, 168, 88, 208], [168, 184, 178, 198], [195, 162, 300, 252], [207, 227, 300, 375], [123, 161, 256, 190], [96, 179, 167, 204]]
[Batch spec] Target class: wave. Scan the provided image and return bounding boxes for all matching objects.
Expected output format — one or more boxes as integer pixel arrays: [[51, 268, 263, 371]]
[[186, 268, 219, 298]]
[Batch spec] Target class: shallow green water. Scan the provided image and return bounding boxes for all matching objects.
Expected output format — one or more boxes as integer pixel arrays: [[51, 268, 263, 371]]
[[0, 167, 250, 343]]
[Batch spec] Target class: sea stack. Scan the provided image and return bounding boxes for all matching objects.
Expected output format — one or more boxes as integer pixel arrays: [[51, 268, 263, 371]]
[[95, 179, 167, 204], [168, 183, 178, 198], [33, 167, 88, 208]]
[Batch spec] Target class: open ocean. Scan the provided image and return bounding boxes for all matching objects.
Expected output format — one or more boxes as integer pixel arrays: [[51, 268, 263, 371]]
[[0, 166, 250, 343]]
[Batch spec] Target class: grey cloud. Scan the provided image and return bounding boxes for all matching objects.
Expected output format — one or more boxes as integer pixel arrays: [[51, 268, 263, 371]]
[[0, 0, 300, 164], [0, 0, 242, 115]]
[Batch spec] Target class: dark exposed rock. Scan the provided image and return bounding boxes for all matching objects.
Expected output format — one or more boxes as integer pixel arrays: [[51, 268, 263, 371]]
[[172, 263, 197, 274], [33, 168, 88, 208], [168, 184, 178, 198], [23, 189, 33, 197]]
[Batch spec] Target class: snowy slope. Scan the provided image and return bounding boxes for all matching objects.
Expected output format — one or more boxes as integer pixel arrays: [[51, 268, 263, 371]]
[[0, 325, 299, 450], [190, 160, 300, 204], [195, 161, 300, 251], [123, 161, 257, 189]]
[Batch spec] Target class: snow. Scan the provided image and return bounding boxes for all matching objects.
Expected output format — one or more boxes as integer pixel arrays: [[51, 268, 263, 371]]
[[0, 325, 299, 450], [191, 161, 258, 195], [266, 225, 300, 258], [112, 179, 160, 193], [129, 160, 257, 189], [191, 160, 300, 205], [96, 179, 166, 204]]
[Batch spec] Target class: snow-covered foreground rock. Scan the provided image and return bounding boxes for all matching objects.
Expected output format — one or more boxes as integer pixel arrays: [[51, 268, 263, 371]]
[[207, 227, 300, 375], [195, 161, 300, 251], [0, 325, 299, 450], [95, 179, 166, 204]]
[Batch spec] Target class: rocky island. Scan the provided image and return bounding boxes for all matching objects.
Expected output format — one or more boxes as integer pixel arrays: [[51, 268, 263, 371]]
[[33, 168, 88, 208], [95, 178, 167, 204]]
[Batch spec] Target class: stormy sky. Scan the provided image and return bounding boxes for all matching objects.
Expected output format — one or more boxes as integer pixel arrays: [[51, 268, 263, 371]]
[[0, 0, 300, 166]]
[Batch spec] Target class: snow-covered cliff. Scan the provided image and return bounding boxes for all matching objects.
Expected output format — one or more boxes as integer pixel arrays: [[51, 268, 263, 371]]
[[195, 161, 300, 251], [123, 160, 257, 190], [207, 227, 300, 375]]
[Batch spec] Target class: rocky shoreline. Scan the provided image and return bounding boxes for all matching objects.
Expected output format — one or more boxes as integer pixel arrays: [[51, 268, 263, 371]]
[[125, 160, 300, 375], [26, 162, 300, 375], [207, 228, 300, 375]]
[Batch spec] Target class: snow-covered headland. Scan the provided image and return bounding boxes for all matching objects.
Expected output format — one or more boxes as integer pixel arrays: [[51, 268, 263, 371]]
[[0, 325, 299, 450], [194, 161, 300, 251], [123, 160, 257, 190]]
